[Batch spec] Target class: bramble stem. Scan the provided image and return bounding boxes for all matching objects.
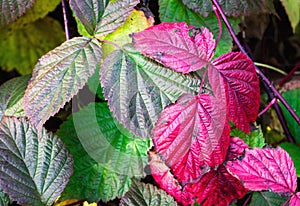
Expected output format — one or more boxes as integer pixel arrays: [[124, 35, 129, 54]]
[[258, 98, 277, 117], [212, 5, 222, 49], [211, 0, 299, 143], [278, 62, 300, 87], [62, 0, 70, 40]]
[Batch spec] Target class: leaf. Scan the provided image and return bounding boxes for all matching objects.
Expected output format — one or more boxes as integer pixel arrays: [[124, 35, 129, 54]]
[[226, 147, 297, 194], [249, 191, 289, 206], [158, 0, 239, 58], [149, 151, 194, 205], [230, 125, 265, 148], [0, 17, 65, 75], [100, 44, 200, 138], [133, 22, 215, 73], [70, 0, 108, 36], [227, 137, 249, 160], [23, 37, 102, 130], [208, 52, 260, 133], [152, 93, 229, 183], [0, 189, 10, 206], [182, 0, 275, 17], [279, 88, 300, 143], [280, 0, 300, 33], [185, 165, 247, 206], [280, 142, 300, 177], [57, 115, 133, 202], [0, 75, 30, 121], [0, 0, 61, 37], [0, 116, 73, 206], [0, 0, 35, 26], [86, 65, 105, 100], [120, 179, 177, 206], [290, 192, 300, 206], [95, 0, 139, 37], [102, 9, 154, 57], [65, 102, 151, 177]]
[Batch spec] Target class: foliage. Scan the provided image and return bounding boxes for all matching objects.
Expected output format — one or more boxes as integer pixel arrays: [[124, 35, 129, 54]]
[[0, 0, 299, 205]]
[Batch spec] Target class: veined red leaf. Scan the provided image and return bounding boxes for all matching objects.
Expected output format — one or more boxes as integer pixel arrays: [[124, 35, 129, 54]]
[[208, 52, 260, 133], [227, 137, 249, 160], [149, 151, 194, 206], [152, 93, 229, 183], [132, 22, 215, 73], [185, 165, 247, 206], [226, 147, 297, 194], [290, 192, 300, 206]]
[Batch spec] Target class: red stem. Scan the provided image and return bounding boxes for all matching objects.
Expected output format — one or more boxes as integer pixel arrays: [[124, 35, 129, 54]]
[[278, 62, 300, 87], [212, 5, 222, 50], [211, 0, 299, 142], [62, 0, 70, 40], [258, 98, 277, 117]]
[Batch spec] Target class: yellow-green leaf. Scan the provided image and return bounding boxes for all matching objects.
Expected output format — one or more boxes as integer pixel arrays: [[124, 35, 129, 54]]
[[280, 0, 300, 32]]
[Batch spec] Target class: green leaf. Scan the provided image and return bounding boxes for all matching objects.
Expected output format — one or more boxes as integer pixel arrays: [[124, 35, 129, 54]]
[[68, 102, 151, 177], [120, 179, 178, 206], [0, 116, 73, 206], [279, 88, 300, 143], [0, 75, 30, 121], [0, 17, 65, 75], [181, 0, 274, 17], [57, 103, 151, 202], [70, 0, 108, 36], [230, 125, 265, 148], [280, 0, 300, 33], [23, 37, 102, 131], [100, 44, 200, 138], [0, 189, 10, 206], [158, 0, 239, 57], [249, 191, 288, 206], [1, 0, 61, 37], [87, 65, 105, 100], [94, 0, 139, 38], [280, 142, 300, 177], [0, 0, 35, 26]]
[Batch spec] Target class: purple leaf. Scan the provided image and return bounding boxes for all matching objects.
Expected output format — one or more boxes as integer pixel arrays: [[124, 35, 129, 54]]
[[227, 136, 249, 160], [208, 52, 260, 133], [226, 147, 297, 194], [152, 93, 229, 183], [133, 22, 215, 73], [185, 165, 247, 206], [290, 192, 300, 206]]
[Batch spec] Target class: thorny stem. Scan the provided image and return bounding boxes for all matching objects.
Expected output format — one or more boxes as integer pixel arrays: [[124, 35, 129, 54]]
[[211, 0, 299, 143], [62, 0, 70, 40], [212, 5, 222, 49], [278, 62, 300, 87], [258, 98, 277, 117]]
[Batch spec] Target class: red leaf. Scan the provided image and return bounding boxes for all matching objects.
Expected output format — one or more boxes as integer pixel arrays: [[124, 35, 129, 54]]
[[208, 52, 260, 133], [290, 192, 300, 206], [132, 22, 215, 73], [226, 147, 297, 194], [185, 165, 247, 206], [152, 93, 229, 183], [149, 151, 194, 206], [227, 137, 249, 160]]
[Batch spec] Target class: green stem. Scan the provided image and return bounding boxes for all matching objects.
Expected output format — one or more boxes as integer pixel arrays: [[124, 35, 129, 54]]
[[254, 62, 287, 75]]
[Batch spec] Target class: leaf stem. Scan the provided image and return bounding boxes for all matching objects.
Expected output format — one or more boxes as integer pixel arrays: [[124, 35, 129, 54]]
[[254, 62, 287, 75], [62, 0, 70, 40], [212, 5, 222, 50], [211, 0, 299, 143], [258, 98, 277, 117], [278, 61, 300, 87], [98, 38, 122, 50]]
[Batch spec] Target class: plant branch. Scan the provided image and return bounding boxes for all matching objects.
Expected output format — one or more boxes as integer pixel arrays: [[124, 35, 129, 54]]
[[254, 62, 287, 75], [62, 0, 70, 40], [211, 0, 299, 143], [278, 61, 300, 87], [212, 5, 222, 49]]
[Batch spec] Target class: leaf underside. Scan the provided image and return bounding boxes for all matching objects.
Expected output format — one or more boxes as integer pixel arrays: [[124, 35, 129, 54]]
[[100, 44, 200, 138], [226, 147, 297, 194], [0, 0, 35, 26], [23, 37, 102, 131], [0, 116, 73, 206], [249, 191, 289, 206], [120, 179, 177, 206]]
